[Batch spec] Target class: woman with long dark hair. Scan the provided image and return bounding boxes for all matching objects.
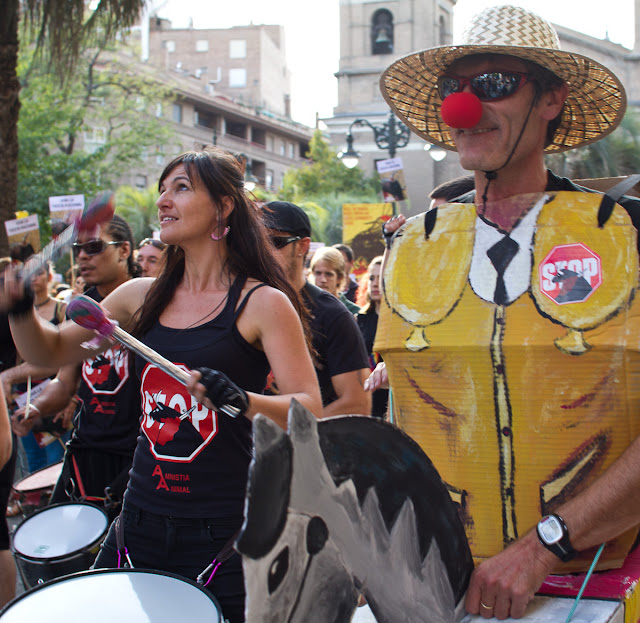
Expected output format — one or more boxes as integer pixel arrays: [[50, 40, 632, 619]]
[[7, 147, 321, 622]]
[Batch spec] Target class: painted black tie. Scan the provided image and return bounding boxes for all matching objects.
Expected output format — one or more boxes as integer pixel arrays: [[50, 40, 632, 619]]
[[486, 236, 519, 305]]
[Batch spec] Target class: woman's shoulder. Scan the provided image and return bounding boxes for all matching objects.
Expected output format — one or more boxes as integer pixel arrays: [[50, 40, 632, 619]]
[[103, 277, 155, 320], [239, 280, 297, 320], [242, 279, 288, 304]]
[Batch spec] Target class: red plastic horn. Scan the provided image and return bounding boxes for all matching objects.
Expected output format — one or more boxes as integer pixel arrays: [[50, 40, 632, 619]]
[[440, 92, 483, 129]]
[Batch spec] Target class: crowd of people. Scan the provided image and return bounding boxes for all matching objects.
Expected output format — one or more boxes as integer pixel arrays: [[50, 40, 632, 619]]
[[1, 5, 640, 621]]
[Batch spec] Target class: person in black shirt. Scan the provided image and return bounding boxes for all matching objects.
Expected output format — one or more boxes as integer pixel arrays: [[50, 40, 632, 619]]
[[264, 201, 371, 417]]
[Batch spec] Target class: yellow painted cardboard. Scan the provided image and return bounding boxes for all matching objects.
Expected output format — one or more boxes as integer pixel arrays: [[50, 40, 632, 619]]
[[375, 191, 640, 573]]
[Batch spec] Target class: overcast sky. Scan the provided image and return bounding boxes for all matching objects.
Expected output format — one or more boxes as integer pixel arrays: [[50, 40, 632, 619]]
[[153, 0, 635, 127]]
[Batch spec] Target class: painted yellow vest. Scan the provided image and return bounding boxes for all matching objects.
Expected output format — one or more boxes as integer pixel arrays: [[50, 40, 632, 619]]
[[375, 192, 640, 572]]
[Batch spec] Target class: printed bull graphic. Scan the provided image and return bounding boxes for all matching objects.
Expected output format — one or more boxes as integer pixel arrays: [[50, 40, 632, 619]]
[[141, 364, 218, 462], [81, 347, 130, 394]]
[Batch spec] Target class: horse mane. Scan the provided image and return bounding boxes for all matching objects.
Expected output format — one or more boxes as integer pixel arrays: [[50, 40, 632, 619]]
[[317, 416, 472, 604]]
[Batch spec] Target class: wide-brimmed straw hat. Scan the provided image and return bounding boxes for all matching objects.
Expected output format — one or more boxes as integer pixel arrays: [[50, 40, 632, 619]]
[[380, 5, 626, 153]]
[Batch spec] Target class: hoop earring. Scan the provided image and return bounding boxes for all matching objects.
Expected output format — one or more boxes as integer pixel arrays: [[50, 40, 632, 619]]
[[210, 226, 230, 241]]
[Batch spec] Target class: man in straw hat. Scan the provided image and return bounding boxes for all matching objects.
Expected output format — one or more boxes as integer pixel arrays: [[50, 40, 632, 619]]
[[374, 4, 640, 620]]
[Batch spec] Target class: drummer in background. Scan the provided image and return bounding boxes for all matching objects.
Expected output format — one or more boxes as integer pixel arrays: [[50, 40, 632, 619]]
[[135, 237, 166, 278], [4, 147, 321, 623], [11, 215, 140, 521]]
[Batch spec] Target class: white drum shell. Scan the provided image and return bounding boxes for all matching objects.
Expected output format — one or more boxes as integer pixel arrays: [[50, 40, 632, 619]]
[[0, 569, 223, 623], [11, 502, 108, 587]]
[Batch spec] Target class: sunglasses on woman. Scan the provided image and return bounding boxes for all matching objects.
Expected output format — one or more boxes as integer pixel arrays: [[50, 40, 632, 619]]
[[72, 239, 122, 257], [271, 236, 301, 249], [437, 71, 531, 102], [139, 238, 166, 250]]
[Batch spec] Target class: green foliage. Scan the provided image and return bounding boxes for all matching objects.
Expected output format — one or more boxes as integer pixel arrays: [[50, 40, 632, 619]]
[[280, 129, 379, 201], [115, 185, 162, 243], [17, 41, 178, 239], [21, 0, 145, 80], [547, 109, 640, 179], [278, 130, 380, 243]]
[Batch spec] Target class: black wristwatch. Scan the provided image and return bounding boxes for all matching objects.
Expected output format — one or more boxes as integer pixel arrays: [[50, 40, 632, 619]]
[[536, 514, 576, 562]]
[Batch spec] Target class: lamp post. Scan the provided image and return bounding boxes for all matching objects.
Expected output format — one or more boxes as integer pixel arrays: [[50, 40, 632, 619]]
[[339, 110, 411, 169]]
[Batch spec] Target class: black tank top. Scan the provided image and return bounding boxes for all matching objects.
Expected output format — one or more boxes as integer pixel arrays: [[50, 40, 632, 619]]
[[70, 286, 140, 455], [125, 276, 270, 518]]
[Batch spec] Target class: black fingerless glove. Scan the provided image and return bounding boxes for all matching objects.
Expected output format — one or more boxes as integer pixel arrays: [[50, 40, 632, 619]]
[[196, 367, 249, 418], [8, 283, 34, 318]]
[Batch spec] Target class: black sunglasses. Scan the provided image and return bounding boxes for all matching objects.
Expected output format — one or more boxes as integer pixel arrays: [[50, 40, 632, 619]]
[[437, 71, 531, 102], [271, 235, 301, 249], [139, 238, 166, 250], [72, 239, 122, 257]]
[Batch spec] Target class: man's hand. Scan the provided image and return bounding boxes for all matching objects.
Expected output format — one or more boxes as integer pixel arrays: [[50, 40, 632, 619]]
[[53, 398, 78, 430], [382, 214, 407, 248], [364, 362, 389, 392], [465, 531, 558, 619], [10, 405, 41, 437]]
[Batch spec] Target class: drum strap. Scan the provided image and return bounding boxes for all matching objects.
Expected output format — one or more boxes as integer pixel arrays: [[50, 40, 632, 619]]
[[70, 454, 104, 503], [196, 528, 241, 587], [114, 514, 134, 569]]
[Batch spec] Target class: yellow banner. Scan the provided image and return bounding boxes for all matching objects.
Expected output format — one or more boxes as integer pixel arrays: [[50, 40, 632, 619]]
[[342, 203, 394, 276]]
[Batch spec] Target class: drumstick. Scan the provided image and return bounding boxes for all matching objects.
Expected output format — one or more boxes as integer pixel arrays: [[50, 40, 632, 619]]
[[67, 296, 240, 418], [21, 191, 115, 283]]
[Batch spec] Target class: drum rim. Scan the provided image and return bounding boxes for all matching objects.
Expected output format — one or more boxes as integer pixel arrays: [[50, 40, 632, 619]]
[[12, 461, 64, 492], [0, 567, 223, 621], [11, 502, 109, 562]]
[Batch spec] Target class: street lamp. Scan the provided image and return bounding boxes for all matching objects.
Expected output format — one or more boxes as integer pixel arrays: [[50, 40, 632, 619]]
[[424, 143, 447, 162], [339, 110, 411, 168]]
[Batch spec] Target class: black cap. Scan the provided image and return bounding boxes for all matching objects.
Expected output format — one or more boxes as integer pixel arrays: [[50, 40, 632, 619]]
[[263, 201, 311, 238]]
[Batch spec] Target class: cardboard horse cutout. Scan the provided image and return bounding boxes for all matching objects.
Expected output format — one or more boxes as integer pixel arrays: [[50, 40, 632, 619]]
[[236, 401, 473, 623]]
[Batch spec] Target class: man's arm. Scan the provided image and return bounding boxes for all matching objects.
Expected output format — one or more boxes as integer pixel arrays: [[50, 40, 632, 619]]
[[11, 364, 80, 437], [324, 368, 371, 418], [466, 433, 640, 619], [1, 362, 60, 399]]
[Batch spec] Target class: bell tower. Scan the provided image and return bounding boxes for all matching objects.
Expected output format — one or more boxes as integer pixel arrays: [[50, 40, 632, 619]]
[[325, 0, 461, 214]]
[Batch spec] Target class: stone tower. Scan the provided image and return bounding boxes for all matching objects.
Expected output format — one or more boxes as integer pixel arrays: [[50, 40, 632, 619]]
[[323, 0, 462, 214]]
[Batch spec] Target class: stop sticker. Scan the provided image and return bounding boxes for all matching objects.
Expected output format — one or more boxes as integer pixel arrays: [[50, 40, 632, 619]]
[[538, 243, 602, 304]]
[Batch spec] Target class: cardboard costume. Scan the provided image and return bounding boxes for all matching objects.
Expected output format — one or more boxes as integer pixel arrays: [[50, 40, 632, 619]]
[[375, 191, 640, 573]]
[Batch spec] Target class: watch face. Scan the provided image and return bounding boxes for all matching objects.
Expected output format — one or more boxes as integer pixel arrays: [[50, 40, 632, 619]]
[[539, 516, 563, 544]]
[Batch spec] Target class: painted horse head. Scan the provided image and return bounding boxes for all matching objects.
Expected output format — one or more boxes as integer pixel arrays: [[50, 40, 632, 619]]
[[236, 400, 473, 623]]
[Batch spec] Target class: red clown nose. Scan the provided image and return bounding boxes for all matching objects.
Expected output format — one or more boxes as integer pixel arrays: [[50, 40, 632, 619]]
[[440, 92, 483, 129]]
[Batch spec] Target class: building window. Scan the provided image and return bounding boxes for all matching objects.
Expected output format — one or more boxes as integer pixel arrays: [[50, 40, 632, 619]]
[[229, 68, 247, 88], [371, 9, 393, 55], [195, 40, 209, 52], [83, 126, 106, 154], [172, 103, 183, 123], [165, 40, 176, 53], [279, 142, 286, 157], [288, 143, 295, 159], [266, 169, 274, 191], [135, 174, 147, 189], [230, 40, 247, 59], [439, 15, 450, 45]]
